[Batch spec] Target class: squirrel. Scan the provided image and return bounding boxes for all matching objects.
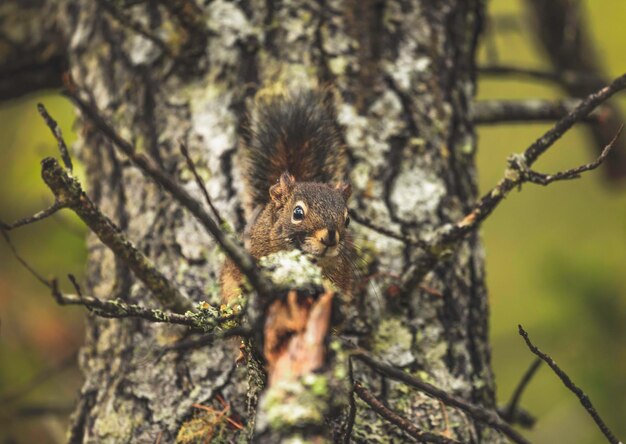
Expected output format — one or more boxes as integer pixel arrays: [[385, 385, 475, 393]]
[[220, 89, 355, 302]]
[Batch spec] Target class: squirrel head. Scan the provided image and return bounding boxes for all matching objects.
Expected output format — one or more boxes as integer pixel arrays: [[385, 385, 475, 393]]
[[269, 172, 352, 258]]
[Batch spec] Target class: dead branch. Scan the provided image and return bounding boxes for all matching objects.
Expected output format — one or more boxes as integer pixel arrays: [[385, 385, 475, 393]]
[[499, 358, 542, 428], [524, 0, 626, 182], [40, 157, 192, 313], [0, 228, 50, 288], [473, 99, 603, 125], [444, 123, 623, 244], [478, 65, 603, 89], [37, 103, 73, 171], [398, 72, 626, 291], [352, 350, 530, 444], [50, 278, 245, 334], [1, 202, 64, 231], [518, 325, 621, 444], [179, 140, 224, 226], [354, 382, 461, 444]]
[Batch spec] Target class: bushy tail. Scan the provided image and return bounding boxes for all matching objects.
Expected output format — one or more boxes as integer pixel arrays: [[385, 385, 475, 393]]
[[242, 89, 346, 212]]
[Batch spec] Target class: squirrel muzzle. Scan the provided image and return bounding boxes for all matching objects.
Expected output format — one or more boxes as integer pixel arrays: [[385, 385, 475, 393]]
[[306, 227, 340, 257]]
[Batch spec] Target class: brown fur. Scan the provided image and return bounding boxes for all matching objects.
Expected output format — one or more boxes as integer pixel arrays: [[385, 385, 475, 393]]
[[221, 91, 355, 303]]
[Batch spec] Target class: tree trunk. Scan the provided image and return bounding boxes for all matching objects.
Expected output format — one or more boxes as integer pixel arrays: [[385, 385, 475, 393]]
[[4, 0, 498, 442]]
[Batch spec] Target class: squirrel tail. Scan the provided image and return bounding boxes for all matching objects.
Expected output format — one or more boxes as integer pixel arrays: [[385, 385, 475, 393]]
[[242, 89, 346, 212]]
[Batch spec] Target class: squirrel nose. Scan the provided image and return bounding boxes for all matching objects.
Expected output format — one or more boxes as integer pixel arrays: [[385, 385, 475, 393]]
[[321, 229, 338, 247]]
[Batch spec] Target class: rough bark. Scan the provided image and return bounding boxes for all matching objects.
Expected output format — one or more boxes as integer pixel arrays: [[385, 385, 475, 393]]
[[6, 0, 499, 442]]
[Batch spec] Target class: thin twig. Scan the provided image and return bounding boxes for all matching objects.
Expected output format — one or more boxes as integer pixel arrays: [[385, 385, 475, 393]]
[[49, 278, 246, 335], [473, 99, 602, 125], [354, 382, 461, 444], [524, 73, 626, 165], [348, 210, 427, 247], [66, 91, 272, 298], [478, 65, 602, 89], [1, 202, 64, 231], [499, 358, 542, 428], [179, 140, 224, 226], [40, 157, 192, 313], [518, 325, 621, 444], [37, 103, 73, 171], [519, 125, 623, 185], [0, 228, 50, 288], [352, 351, 530, 444], [399, 72, 626, 291], [447, 124, 623, 241]]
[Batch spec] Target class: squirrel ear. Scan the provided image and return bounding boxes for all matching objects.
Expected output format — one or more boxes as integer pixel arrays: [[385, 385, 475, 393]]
[[270, 172, 296, 205], [334, 181, 352, 201]]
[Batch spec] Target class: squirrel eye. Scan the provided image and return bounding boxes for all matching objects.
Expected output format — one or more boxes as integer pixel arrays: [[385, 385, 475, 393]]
[[292, 205, 305, 222], [345, 216, 350, 228]]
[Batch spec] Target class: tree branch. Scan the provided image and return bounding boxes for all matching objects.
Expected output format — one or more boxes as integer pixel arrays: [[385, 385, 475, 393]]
[[179, 140, 224, 226], [499, 358, 542, 428], [0, 202, 64, 231], [518, 325, 621, 444], [352, 350, 530, 444], [354, 382, 461, 444], [37, 103, 73, 171], [524, 0, 626, 182], [40, 157, 192, 313], [478, 65, 603, 89], [49, 278, 244, 335], [473, 99, 603, 125], [399, 72, 626, 291]]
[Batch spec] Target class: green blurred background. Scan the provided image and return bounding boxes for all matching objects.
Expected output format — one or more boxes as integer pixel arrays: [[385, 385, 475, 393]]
[[0, 0, 625, 442]]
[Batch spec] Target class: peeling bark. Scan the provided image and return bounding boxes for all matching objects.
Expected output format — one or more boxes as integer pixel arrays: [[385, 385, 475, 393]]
[[5, 1, 498, 442]]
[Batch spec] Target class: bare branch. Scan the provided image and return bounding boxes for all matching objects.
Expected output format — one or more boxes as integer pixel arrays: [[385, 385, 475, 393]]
[[50, 278, 245, 335], [399, 72, 626, 291], [66, 91, 273, 298], [499, 358, 542, 428], [517, 125, 623, 185], [478, 65, 602, 89], [518, 325, 621, 444], [524, 73, 626, 165], [354, 382, 461, 444], [0, 228, 50, 288], [524, 0, 626, 182], [349, 209, 425, 247], [1, 202, 64, 231], [37, 103, 73, 171], [473, 99, 603, 125], [40, 157, 192, 313], [179, 140, 224, 226], [447, 124, 623, 241], [352, 350, 530, 444]]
